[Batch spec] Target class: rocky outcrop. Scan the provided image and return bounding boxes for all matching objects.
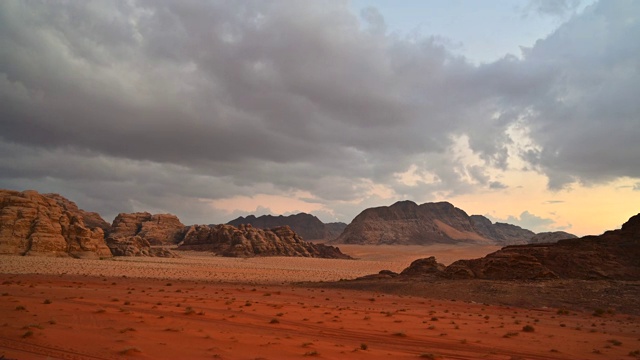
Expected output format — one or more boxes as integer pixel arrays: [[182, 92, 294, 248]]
[[397, 214, 640, 281], [107, 235, 176, 257], [335, 201, 500, 245], [0, 190, 112, 258], [227, 213, 347, 241], [105, 212, 183, 257], [178, 224, 351, 258], [107, 212, 185, 245], [43, 193, 111, 232], [469, 215, 535, 245], [528, 231, 577, 244]]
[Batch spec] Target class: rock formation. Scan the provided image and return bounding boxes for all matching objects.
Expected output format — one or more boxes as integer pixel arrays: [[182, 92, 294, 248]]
[[107, 235, 176, 257], [105, 212, 184, 257], [179, 224, 351, 258], [43, 193, 111, 231], [335, 201, 503, 245], [334, 200, 574, 246], [227, 213, 346, 241], [0, 190, 112, 258], [107, 212, 185, 245], [469, 215, 535, 245], [397, 214, 640, 281], [528, 231, 577, 244]]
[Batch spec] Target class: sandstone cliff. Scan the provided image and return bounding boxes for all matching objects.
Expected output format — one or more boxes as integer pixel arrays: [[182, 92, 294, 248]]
[[398, 213, 640, 281], [0, 190, 112, 258], [107, 212, 185, 245], [227, 213, 346, 241], [178, 224, 351, 258], [105, 212, 184, 257]]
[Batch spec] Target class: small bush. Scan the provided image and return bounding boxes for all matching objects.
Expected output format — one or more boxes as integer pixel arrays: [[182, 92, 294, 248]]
[[522, 325, 535, 332], [593, 308, 605, 317], [360, 343, 368, 350], [269, 318, 280, 324], [304, 350, 319, 356], [419, 353, 437, 359], [43, 299, 52, 304], [15, 305, 26, 311], [22, 330, 34, 338]]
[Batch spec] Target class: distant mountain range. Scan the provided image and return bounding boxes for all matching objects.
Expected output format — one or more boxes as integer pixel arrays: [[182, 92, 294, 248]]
[[227, 213, 347, 242], [332, 200, 574, 246]]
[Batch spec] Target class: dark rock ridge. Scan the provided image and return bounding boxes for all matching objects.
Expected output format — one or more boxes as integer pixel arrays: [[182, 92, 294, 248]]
[[334, 200, 537, 246], [227, 213, 346, 241], [528, 231, 578, 244], [0, 190, 112, 258], [397, 214, 640, 281], [178, 224, 351, 258]]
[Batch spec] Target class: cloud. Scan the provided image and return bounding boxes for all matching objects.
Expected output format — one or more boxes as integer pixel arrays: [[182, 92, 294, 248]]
[[525, 0, 582, 17], [0, 1, 638, 224], [494, 211, 556, 233]]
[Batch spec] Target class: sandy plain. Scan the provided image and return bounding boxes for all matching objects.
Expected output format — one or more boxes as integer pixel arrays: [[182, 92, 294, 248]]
[[1, 244, 639, 359]]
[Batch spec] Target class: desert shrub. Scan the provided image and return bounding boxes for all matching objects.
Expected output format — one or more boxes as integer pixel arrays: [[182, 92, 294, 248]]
[[43, 299, 52, 304], [303, 350, 319, 356], [269, 318, 280, 324], [522, 325, 535, 332], [360, 343, 368, 350], [593, 308, 605, 317]]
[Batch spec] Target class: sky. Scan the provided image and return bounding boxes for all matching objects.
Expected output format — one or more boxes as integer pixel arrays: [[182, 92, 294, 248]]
[[1, 0, 639, 236]]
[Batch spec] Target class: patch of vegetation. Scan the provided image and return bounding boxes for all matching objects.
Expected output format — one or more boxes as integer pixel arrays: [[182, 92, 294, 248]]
[[522, 325, 535, 332], [303, 350, 319, 357], [360, 343, 368, 350], [119, 346, 142, 355], [269, 318, 280, 324], [43, 299, 52, 304]]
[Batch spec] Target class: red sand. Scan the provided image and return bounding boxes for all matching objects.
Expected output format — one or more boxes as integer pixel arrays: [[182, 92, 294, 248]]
[[1, 246, 639, 359]]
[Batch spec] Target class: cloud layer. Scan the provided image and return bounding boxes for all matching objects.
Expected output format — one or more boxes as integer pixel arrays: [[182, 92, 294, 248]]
[[0, 1, 638, 225]]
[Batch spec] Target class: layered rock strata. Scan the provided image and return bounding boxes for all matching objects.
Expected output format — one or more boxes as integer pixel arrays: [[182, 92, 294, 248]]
[[0, 190, 112, 258]]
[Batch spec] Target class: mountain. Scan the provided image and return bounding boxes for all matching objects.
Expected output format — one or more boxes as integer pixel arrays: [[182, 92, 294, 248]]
[[528, 231, 578, 244], [398, 213, 640, 280], [334, 200, 537, 245], [178, 224, 351, 258], [0, 190, 112, 258], [227, 213, 346, 241]]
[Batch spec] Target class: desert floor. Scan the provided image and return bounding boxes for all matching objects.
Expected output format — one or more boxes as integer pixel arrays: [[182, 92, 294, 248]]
[[1, 245, 639, 359]]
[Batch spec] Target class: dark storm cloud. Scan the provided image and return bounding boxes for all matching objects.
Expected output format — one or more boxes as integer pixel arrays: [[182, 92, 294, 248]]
[[0, 0, 637, 223]]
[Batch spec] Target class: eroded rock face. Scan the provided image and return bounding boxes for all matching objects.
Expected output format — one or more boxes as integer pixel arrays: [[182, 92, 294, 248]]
[[44, 193, 111, 231], [107, 212, 185, 245], [228, 213, 347, 242], [398, 214, 640, 281], [107, 235, 176, 257], [179, 224, 351, 258], [0, 190, 112, 258], [105, 212, 183, 257]]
